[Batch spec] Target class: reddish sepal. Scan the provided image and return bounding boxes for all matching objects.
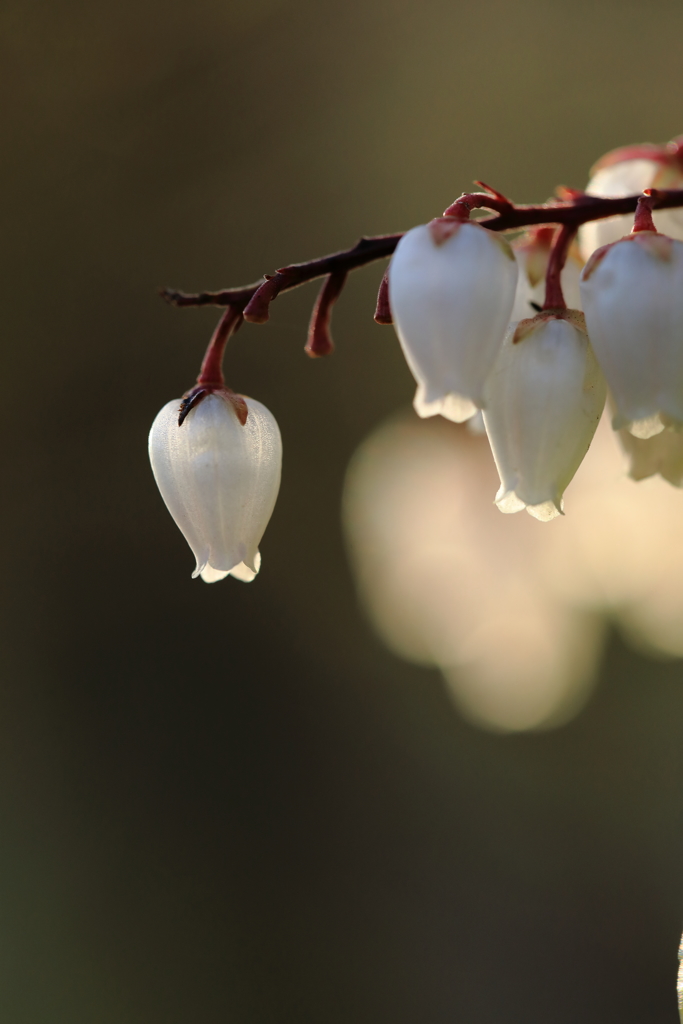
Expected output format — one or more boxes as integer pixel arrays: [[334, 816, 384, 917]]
[[473, 181, 513, 208], [178, 384, 249, 427], [243, 276, 285, 323], [428, 217, 463, 245], [374, 273, 392, 324]]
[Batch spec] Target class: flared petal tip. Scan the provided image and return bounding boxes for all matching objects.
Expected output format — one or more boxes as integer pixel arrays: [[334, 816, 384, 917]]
[[200, 565, 231, 583], [494, 488, 563, 521], [613, 411, 666, 440], [413, 388, 478, 424], [228, 561, 258, 583], [526, 499, 563, 522], [196, 550, 262, 584], [494, 488, 526, 515]]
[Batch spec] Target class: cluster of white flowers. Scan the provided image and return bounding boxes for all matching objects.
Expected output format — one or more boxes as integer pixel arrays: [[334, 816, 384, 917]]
[[150, 139, 683, 581], [389, 149, 683, 522]]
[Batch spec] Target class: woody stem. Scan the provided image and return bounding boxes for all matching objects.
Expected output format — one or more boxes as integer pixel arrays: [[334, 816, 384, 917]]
[[161, 188, 683, 316]]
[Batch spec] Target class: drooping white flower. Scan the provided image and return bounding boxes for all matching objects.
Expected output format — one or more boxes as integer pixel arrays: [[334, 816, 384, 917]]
[[511, 227, 583, 321], [579, 151, 683, 259], [388, 219, 518, 422], [580, 231, 683, 438], [482, 311, 606, 520], [149, 391, 282, 582]]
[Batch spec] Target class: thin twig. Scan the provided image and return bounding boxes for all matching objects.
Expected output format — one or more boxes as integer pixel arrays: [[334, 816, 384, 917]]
[[160, 189, 683, 316]]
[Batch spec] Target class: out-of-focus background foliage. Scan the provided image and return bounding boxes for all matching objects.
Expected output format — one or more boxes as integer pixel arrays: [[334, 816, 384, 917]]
[[3, 0, 683, 1020]]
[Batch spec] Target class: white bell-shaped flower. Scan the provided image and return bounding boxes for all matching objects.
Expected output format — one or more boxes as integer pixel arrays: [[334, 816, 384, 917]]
[[580, 231, 683, 438], [149, 392, 282, 582], [483, 311, 606, 521], [579, 153, 683, 259], [388, 219, 518, 422]]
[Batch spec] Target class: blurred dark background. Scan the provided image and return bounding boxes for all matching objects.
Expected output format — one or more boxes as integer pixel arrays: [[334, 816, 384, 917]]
[[2, 0, 683, 1020]]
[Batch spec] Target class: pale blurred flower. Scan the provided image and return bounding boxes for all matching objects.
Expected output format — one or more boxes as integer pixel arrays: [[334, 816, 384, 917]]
[[540, 415, 683, 657], [617, 426, 683, 486], [343, 409, 683, 731], [149, 392, 281, 582], [580, 232, 683, 437], [483, 312, 605, 520], [388, 219, 517, 422], [343, 413, 604, 731]]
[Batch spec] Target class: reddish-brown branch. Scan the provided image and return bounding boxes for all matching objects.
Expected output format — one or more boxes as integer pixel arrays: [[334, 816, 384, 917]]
[[473, 187, 683, 232], [162, 235, 402, 315], [543, 225, 577, 310], [305, 270, 348, 357], [161, 189, 683, 318]]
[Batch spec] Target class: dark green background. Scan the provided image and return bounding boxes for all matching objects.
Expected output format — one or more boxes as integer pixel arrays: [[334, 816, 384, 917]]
[[2, 0, 683, 1019]]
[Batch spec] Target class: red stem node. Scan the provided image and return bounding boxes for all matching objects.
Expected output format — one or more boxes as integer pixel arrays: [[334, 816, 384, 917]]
[[305, 270, 348, 358]]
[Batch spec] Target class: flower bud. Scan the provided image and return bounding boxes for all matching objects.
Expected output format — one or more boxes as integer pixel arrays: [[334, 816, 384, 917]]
[[388, 219, 518, 422], [483, 312, 606, 520], [149, 392, 282, 582], [580, 231, 683, 438], [579, 150, 683, 259]]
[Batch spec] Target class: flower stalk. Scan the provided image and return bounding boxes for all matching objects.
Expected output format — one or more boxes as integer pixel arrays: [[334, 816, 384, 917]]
[[178, 305, 247, 427], [305, 269, 348, 357], [542, 225, 578, 310]]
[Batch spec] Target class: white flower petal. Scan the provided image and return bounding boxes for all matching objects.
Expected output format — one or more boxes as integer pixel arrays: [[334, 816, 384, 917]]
[[413, 384, 477, 424], [149, 394, 281, 582], [229, 553, 261, 582], [388, 221, 518, 418], [580, 234, 683, 433], [483, 315, 606, 518], [200, 565, 231, 583]]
